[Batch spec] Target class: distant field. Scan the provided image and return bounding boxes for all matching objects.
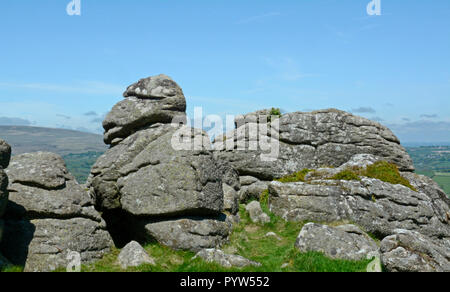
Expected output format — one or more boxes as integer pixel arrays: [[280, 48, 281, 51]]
[[407, 146, 450, 196], [63, 151, 105, 184], [0, 125, 107, 156], [432, 175, 450, 195]]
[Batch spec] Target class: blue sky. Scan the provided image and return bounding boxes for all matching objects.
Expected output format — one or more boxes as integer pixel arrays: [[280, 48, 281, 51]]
[[0, 0, 449, 144]]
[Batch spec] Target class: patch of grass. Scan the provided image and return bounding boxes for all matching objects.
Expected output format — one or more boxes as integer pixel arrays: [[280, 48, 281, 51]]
[[276, 169, 313, 183], [259, 189, 269, 207], [362, 161, 417, 192], [330, 170, 361, 181], [0, 265, 24, 272], [288, 250, 370, 272], [62, 204, 371, 272]]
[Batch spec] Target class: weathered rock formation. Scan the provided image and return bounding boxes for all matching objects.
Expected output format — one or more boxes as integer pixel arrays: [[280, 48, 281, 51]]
[[103, 74, 187, 146], [213, 109, 415, 202], [1, 152, 113, 272], [295, 223, 379, 261], [88, 75, 238, 251], [0, 139, 11, 268], [267, 153, 450, 271], [269, 170, 450, 243]]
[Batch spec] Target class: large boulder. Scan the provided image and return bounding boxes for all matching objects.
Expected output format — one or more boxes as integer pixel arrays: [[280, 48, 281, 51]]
[[88, 75, 235, 252], [381, 229, 450, 272], [103, 74, 187, 145], [1, 152, 113, 272], [268, 156, 450, 244], [117, 241, 155, 269], [295, 223, 379, 261], [213, 109, 414, 182]]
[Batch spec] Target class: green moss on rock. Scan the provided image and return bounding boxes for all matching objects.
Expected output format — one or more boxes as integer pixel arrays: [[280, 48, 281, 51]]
[[362, 161, 417, 192], [276, 169, 313, 183], [330, 170, 361, 181]]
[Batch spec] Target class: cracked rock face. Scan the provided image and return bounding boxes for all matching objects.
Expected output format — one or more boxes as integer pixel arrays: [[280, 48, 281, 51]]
[[90, 124, 224, 216], [381, 229, 450, 272], [295, 223, 379, 261], [1, 152, 113, 272], [213, 109, 414, 181], [103, 74, 187, 145], [140, 218, 231, 252], [269, 177, 450, 242]]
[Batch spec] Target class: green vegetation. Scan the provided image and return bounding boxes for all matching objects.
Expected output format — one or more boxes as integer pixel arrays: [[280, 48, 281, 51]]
[[52, 204, 370, 272], [432, 175, 450, 195], [270, 107, 282, 117], [276, 169, 312, 183], [406, 146, 450, 195], [323, 161, 416, 191], [260, 189, 270, 206], [362, 161, 417, 191], [63, 151, 104, 183], [267, 108, 282, 123], [0, 265, 24, 273], [331, 170, 361, 181]]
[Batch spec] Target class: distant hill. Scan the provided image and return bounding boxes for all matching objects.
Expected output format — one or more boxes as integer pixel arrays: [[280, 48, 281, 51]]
[[0, 126, 108, 156]]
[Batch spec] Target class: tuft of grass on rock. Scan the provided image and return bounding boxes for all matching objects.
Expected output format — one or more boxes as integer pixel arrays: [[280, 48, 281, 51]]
[[270, 108, 282, 117], [276, 169, 313, 183], [322, 161, 416, 192], [267, 108, 282, 123], [331, 170, 361, 181], [362, 161, 417, 192]]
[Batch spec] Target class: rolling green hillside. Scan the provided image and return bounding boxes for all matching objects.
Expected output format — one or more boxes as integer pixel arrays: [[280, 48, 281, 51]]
[[0, 126, 107, 156], [406, 146, 450, 195]]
